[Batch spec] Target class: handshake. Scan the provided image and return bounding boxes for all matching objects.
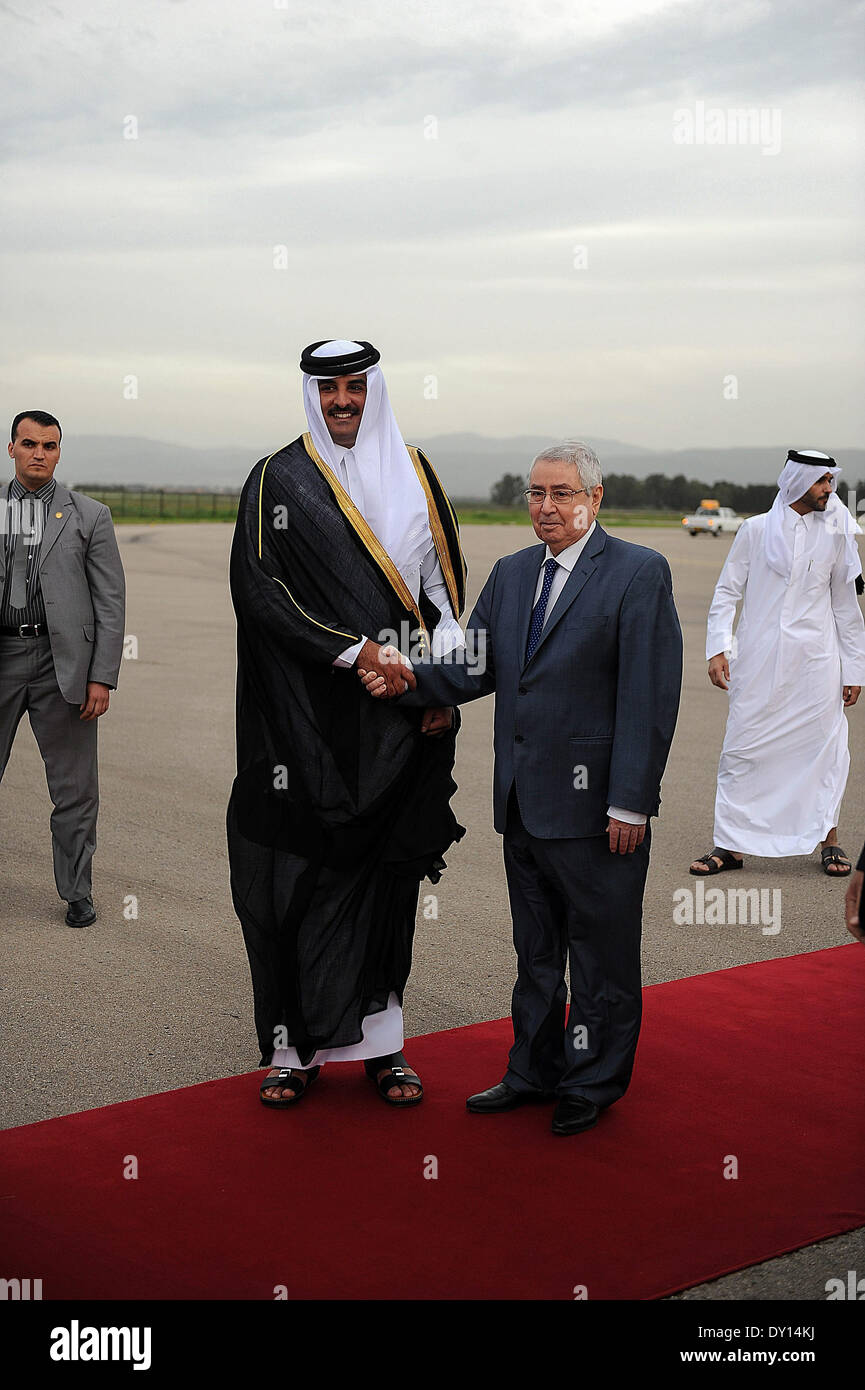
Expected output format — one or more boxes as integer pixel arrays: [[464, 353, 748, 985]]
[[356, 639, 416, 698], [356, 640, 454, 736]]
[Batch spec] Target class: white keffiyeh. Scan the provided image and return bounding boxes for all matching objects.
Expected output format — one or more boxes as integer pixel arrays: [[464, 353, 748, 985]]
[[764, 450, 861, 586], [302, 340, 430, 599]]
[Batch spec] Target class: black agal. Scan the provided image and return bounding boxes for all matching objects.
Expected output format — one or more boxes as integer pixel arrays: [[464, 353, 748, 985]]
[[786, 449, 837, 468], [300, 341, 381, 376]]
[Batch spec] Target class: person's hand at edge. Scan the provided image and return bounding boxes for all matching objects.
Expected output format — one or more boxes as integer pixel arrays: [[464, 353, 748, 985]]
[[844, 868, 864, 942]]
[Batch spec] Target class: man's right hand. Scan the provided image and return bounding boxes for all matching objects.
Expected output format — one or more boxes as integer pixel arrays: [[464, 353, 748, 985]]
[[357, 641, 416, 697], [708, 653, 730, 690]]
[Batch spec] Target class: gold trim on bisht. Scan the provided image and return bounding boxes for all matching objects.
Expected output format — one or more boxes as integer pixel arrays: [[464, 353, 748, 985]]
[[257, 447, 284, 560], [406, 445, 465, 619], [270, 576, 360, 643], [301, 432, 428, 646], [258, 447, 361, 644]]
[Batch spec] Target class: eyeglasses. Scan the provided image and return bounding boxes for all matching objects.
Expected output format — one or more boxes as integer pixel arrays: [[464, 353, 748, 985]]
[[524, 487, 590, 505]]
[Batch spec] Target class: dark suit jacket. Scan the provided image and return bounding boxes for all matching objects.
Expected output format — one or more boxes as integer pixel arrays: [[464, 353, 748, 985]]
[[0, 481, 126, 704], [401, 523, 683, 839]]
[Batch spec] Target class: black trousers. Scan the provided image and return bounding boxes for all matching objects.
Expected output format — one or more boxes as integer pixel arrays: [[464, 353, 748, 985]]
[[502, 791, 650, 1106]]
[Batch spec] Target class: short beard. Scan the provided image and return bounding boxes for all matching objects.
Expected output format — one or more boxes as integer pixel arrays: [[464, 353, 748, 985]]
[[800, 493, 829, 512]]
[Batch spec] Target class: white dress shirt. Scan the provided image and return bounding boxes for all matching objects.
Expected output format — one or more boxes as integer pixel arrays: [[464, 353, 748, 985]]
[[331, 447, 464, 667], [533, 522, 646, 828]]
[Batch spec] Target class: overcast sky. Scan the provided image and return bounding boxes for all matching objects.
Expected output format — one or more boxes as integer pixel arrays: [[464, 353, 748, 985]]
[[2, 0, 863, 456]]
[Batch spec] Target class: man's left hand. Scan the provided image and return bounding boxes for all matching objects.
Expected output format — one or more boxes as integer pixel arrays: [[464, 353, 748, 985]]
[[80, 682, 110, 721], [420, 706, 454, 736], [607, 818, 646, 854], [842, 685, 861, 707]]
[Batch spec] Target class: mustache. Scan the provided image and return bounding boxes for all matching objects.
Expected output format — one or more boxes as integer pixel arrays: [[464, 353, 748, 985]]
[[326, 405, 360, 416]]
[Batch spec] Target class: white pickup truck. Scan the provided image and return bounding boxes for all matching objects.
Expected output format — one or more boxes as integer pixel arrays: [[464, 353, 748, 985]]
[[682, 503, 744, 537]]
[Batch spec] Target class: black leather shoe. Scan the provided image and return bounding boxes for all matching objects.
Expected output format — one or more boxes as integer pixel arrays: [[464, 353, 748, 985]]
[[466, 1082, 548, 1113], [66, 896, 96, 928], [552, 1095, 599, 1135]]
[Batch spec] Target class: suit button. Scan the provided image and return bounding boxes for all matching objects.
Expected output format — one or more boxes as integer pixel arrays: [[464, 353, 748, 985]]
[[518, 685, 527, 695], [514, 734, 524, 743]]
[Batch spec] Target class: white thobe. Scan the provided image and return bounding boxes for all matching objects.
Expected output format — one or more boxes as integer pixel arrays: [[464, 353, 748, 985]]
[[706, 507, 865, 856], [271, 445, 464, 1071]]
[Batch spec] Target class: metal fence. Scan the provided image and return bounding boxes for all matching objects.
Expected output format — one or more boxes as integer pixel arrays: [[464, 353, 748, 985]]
[[79, 487, 241, 520]]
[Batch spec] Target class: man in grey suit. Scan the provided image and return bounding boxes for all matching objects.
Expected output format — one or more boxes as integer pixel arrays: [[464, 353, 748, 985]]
[[1, 411, 125, 926], [361, 442, 682, 1134]]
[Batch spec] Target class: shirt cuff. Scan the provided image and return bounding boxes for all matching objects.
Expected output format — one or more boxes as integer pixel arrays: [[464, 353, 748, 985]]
[[706, 632, 735, 661], [430, 614, 465, 658], [333, 636, 367, 669], [607, 806, 647, 826]]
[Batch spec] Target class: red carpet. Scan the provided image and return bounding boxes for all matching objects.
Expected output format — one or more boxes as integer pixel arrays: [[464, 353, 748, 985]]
[[1, 946, 863, 1300]]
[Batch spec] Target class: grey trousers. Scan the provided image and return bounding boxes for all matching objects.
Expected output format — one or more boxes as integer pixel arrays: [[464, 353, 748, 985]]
[[0, 634, 98, 901], [502, 791, 650, 1107]]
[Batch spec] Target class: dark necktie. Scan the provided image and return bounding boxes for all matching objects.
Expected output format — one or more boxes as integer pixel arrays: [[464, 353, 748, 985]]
[[10, 493, 35, 610], [525, 556, 558, 661]]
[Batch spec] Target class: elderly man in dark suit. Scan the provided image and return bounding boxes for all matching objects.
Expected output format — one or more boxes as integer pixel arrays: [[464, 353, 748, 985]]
[[361, 441, 682, 1134], [1, 411, 126, 926]]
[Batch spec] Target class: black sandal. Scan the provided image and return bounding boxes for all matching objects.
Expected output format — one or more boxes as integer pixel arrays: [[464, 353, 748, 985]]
[[364, 1053, 424, 1107], [259, 1065, 320, 1108], [689, 848, 744, 876], [820, 846, 851, 877]]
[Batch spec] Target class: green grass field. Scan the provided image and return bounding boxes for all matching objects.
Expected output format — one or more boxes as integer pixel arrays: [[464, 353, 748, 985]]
[[99, 490, 687, 528]]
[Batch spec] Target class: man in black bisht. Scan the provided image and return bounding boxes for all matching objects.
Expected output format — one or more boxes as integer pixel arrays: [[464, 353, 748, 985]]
[[227, 340, 467, 1108]]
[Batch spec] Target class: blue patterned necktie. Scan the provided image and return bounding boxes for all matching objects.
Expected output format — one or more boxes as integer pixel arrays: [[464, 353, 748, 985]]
[[525, 556, 559, 661]]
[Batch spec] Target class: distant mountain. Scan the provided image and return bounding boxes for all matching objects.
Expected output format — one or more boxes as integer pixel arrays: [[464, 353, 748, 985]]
[[408, 433, 654, 497], [419, 441, 865, 497], [413, 432, 653, 461], [617, 446, 865, 491], [51, 433, 865, 499], [55, 436, 252, 491]]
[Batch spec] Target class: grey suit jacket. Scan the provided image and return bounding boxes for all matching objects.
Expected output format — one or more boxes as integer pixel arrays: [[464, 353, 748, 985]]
[[401, 524, 683, 839], [0, 481, 126, 704]]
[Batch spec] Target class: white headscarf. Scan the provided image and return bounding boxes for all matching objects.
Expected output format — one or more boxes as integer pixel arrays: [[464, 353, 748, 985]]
[[302, 340, 430, 598], [763, 450, 862, 585]]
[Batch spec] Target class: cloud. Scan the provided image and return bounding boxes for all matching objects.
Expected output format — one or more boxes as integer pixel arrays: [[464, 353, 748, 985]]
[[3, 0, 862, 153], [1, 0, 862, 449]]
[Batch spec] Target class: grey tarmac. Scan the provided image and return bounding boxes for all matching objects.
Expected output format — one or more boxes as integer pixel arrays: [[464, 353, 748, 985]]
[[0, 521, 862, 1300]]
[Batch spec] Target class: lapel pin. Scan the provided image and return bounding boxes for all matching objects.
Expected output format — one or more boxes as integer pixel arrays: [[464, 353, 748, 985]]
[[55, 511, 63, 518]]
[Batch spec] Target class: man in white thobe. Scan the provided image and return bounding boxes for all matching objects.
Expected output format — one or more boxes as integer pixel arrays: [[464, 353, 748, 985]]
[[690, 450, 865, 878]]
